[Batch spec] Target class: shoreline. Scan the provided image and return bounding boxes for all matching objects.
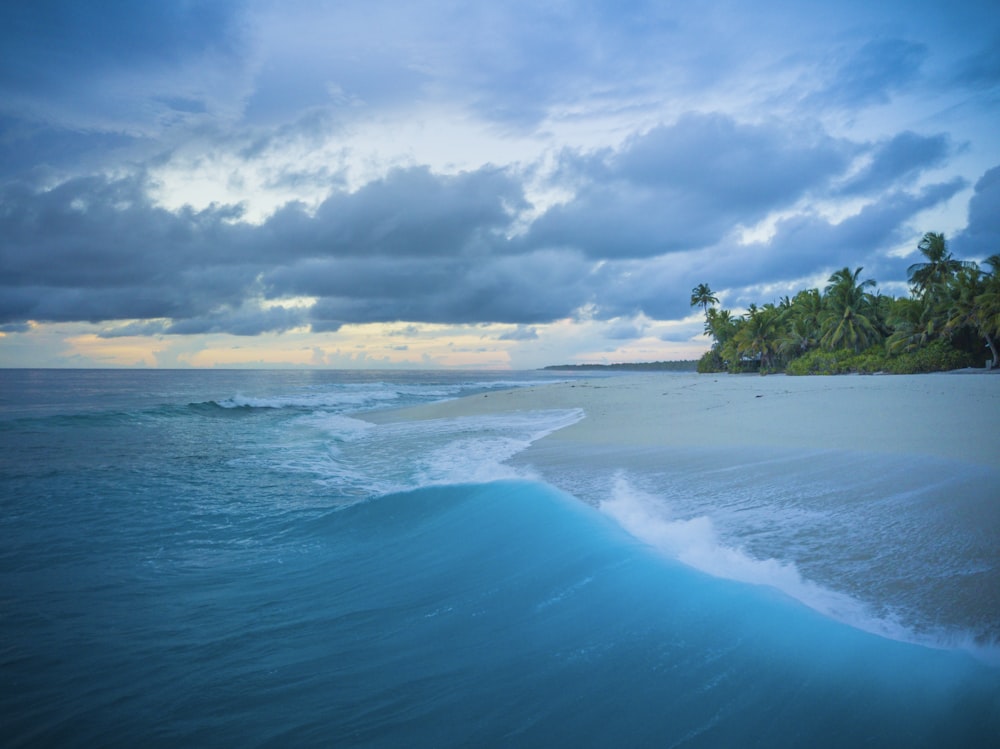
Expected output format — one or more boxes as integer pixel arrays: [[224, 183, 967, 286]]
[[362, 372, 999, 467]]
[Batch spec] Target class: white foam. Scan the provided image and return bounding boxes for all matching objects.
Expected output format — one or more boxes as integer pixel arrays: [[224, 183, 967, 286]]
[[217, 388, 402, 410], [598, 474, 997, 656], [283, 408, 585, 501], [215, 377, 575, 413], [296, 412, 376, 441], [396, 409, 585, 488]]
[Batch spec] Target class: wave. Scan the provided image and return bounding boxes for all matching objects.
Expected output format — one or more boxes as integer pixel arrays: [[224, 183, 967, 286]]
[[280, 408, 585, 499], [296, 481, 999, 747], [5, 468, 998, 747], [600, 474, 1000, 664], [201, 378, 567, 413]]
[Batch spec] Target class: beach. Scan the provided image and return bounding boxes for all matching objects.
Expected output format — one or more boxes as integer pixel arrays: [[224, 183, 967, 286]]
[[365, 371, 1000, 653], [363, 371, 1000, 466], [3, 369, 999, 747]]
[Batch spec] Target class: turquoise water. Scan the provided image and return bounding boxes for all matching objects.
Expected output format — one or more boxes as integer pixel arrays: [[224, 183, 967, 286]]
[[1, 370, 998, 746]]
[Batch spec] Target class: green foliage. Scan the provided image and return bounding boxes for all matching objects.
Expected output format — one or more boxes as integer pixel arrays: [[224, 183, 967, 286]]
[[696, 230, 997, 376], [819, 267, 881, 353], [784, 342, 976, 375], [879, 341, 978, 374], [690, 283, 718, 313], [696, 349, 725, 373], [785, 348, 859, 375]]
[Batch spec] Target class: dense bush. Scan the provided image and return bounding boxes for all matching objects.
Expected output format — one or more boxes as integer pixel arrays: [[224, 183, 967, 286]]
[[784, 341, 976, 375], [879, 342, 978, 374], [697, 349, 725, 373], [785, 349, 857, 375]]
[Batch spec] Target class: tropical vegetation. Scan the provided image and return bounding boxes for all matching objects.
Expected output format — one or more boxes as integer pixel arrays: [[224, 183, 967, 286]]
[[692, 233, 1000, 375]]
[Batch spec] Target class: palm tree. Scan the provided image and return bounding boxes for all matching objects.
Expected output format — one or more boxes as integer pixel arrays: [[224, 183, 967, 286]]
[[886, 297, 938, 354], [704, 307, 736, 346], [820, 266, 881, 353], [972, 255, 1000, 367], [735, 304, 782, 371], [907, 232, 975, 299], [943, 264, 998, 368], [783, 288, 823, 355], [781, 314, 818, 358], [690, 283, 719, 315]]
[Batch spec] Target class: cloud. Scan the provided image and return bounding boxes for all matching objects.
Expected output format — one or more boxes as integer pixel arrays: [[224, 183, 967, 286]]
[[604, 318, 648, 340], [164, 304, 309, 336], [952, 165, 1000, 260], [837, 131, 951, 196], [303, 248, 593, 328], [810, 38, 928, 109], [304, 166, 525, 258], [1, 1, 996, 363], [0, 164, 532, 330], [0, 128, 973, 337], [498, 325, 539, 341], [0, 1, 249, 133], [951, 35, 1000, 90], [0, 176, 260, 323], [524, 114, 854, 258], [711, 179, 967, 289]]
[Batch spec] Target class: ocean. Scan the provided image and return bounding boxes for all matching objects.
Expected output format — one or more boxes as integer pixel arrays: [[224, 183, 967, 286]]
[[1, 368, 997, 747]]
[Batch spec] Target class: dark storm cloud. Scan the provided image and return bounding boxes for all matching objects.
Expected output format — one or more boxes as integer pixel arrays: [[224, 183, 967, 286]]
[[952, 165, 1000, 259], [0, 163, 533, 329], [0, 176, 256, 325], [2, 0, 995, 344], [164, 304, 309, 336], [304, 248, 593, 329], [246, 166, 524, 265], [0, 118, 141, 181], [0, 117, 973, 335], [1, 163, 594, 331], [712, 179, 968, 289], [581, 177, 970, 324], [303, 166, 525, 258], [524, 114, 854, 257], [0, 176, 259, 308], [837, 132, 951, 196]]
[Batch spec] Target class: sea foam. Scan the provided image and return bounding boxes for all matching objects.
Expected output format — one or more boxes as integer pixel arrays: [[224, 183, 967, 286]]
[[600, 473, 1000, 663], [283, 408, 585, 499]]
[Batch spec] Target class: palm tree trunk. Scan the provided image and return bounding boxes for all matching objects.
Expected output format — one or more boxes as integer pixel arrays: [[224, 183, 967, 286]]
[[986, 333, 999, 369]]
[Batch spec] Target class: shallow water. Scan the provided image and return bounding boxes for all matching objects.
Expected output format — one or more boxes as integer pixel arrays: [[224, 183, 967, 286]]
[[1, 369, 997, 746]]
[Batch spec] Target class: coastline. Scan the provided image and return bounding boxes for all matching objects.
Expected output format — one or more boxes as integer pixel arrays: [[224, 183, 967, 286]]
[[362, 372, 999, 467]]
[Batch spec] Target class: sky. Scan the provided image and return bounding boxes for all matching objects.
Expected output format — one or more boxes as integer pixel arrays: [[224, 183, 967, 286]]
[[1, 0, 998, 369]]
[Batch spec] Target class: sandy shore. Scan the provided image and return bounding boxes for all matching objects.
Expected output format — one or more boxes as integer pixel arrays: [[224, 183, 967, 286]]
[[363, 373, 999, 466]]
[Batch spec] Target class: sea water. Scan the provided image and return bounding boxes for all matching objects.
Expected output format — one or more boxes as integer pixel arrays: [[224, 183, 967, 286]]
[[1, 369, 997, 747]]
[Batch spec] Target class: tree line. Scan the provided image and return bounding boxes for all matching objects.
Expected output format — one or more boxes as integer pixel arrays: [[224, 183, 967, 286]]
[[692, 232, 1000, 375]]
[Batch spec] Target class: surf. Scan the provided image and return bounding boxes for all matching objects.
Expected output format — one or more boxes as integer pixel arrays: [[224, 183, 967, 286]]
[[270, 481, 1000, 747], [3, 370, 998, 748]]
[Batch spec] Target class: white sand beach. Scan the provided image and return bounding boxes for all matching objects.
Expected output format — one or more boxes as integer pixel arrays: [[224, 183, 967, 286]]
[[364, 372, 999, 467], [364, 371, 1000, 649]]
